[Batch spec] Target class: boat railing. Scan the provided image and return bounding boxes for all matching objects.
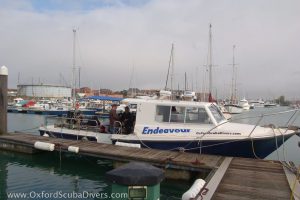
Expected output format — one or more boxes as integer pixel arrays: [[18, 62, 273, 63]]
[[44, 116, 102, 132], [200, 108, 300, 140], [187, 108, 300, 159]]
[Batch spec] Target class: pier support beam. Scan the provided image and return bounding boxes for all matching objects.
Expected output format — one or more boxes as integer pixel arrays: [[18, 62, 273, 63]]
[[0, 66, 8, 135]]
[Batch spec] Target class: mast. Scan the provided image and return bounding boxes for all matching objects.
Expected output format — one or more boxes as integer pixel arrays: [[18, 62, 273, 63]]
[[17, 72, 20, 85], [78, 67, 81, 91], [170, 43, 174, 95], [128, 64, 135, 97], [230, 45, 237, 104], [72, 29, 76, 108], [184, 72, 187, 91], [208, 24, 213, 102], [164, 43, 174, 93]]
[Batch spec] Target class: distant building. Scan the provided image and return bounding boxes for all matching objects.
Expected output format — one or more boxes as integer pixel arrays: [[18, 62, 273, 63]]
[[80, 87, 92, 93], [17, 84, 71, 98], [140, 89, 159, 95]]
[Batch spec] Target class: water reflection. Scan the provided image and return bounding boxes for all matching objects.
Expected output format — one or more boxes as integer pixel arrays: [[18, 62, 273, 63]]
[[0, 151, 188, 200], [0, 151, 112, 200], [0, 153, 8, 200]]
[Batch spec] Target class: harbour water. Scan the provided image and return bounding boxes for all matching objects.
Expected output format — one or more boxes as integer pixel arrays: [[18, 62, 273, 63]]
[[2, 106, 300, 200]]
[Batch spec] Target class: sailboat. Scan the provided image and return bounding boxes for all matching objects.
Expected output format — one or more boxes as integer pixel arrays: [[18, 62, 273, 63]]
[[224, 45, 243, 114]]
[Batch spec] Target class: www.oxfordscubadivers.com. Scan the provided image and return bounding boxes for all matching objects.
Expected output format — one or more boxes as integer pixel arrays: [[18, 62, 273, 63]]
[[6, 191, 128, 199]]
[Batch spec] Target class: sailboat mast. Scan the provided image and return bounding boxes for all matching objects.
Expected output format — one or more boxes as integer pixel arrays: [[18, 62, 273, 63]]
[[234, 50, 238, 104], [78, 67, 81, 90], [230, 45, 235, 103], [208, 24, 213, 102], [165, 43, 174, 91], [128, 65, 135, 97], [170, 43, 174, 95], [184, 72, 187, 91], [72, 29, 76, 107]]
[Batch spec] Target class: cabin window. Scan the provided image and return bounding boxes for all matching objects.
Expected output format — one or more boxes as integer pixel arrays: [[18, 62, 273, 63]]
[[170, 106, 186, 123], [185, 107, 211, 124], [209, 104, 225, 123], [156, 105, 209, 124], [156, 106, 171, 122]]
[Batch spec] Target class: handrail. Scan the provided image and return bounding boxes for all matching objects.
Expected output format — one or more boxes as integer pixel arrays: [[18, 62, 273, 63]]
[[197, 108, 300, 141]]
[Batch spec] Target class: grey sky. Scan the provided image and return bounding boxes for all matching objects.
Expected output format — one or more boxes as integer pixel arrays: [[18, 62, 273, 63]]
[[0, 0, 299, 99]]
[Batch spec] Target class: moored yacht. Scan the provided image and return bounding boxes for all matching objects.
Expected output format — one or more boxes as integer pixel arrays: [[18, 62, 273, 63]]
[[39, 99, 300, 158], [223, 104, 243, 114], [239, 98, 250, 110], [264, 102, 277, 107]]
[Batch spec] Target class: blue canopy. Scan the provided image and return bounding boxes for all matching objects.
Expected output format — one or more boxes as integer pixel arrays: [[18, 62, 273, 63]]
[[84, 96, 123, 102]]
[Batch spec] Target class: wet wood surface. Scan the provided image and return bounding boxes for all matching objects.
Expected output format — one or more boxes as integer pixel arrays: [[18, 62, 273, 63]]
[[0, 133, 222, 171], [210, 158, 292, 200]]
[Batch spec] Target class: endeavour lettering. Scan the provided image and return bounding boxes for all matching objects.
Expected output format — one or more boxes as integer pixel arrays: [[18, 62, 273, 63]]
[[142, 127, 191, 134]]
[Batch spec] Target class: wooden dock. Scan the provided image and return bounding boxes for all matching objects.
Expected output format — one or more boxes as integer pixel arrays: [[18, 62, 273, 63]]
[[0, 133, 299, 199], [0, 133, 222, 172], [200, 157, 300, 200]]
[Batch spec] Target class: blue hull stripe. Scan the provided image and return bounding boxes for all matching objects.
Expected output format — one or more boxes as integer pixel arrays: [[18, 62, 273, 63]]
[[39, 129, 295, 158], [112, 135, 294, 158]]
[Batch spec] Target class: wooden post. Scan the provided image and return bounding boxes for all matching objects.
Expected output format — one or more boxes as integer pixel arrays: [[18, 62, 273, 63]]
[[0, 66, 8, 135]]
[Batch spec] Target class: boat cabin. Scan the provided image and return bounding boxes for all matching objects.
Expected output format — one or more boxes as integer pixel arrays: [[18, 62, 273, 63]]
[[131, 100, 227, 135]]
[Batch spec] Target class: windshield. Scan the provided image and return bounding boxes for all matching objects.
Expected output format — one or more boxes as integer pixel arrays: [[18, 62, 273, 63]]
[[209, 104, 226, 123]]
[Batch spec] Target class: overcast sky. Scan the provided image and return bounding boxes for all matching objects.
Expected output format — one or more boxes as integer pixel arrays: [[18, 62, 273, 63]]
[[0, 0, 300, 99]]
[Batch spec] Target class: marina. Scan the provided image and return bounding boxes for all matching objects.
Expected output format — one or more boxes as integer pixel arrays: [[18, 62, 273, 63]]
[[1, 1, 300, 199], [2, 63, 300, 199]]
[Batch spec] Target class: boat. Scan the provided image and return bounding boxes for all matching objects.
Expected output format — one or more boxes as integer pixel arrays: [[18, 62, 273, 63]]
[[249, 99, 265, 108], [264, 102, 277, 108], [7, 99, 30, 113], [223, 103, 243, 114], [8, 97, 24, 106], [39, 99, 300, 158], [239, 98, 250, 110], [224, 45, 243, 114], [182, 91, 197, 101]]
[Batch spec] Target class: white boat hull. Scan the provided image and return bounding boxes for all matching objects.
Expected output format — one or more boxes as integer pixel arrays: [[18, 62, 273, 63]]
[[224, 105, 243, 114]]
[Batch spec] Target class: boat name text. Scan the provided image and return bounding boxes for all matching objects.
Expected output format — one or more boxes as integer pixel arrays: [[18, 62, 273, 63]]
[[142, 127, 191, 134]]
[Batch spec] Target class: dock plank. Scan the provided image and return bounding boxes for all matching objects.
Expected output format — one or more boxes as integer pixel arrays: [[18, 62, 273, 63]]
[[0, 133, 220, 171], [210, 157, 292, 200]]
